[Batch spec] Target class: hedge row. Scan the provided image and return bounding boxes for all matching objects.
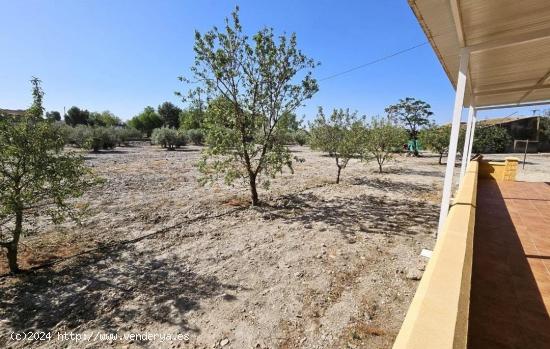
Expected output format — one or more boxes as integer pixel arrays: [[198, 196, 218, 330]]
[[55, 124, 143, 151]]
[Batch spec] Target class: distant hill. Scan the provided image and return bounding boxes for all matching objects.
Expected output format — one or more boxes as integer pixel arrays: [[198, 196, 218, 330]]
[[0, 108, 27, 117]]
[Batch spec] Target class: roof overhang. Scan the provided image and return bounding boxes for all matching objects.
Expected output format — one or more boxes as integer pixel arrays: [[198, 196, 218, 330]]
[[409, 0, 550, 108]]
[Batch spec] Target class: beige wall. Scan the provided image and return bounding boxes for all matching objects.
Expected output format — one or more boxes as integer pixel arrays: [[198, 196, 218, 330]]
[[479, 157, 518, 181], [393, 160, 479, 349]]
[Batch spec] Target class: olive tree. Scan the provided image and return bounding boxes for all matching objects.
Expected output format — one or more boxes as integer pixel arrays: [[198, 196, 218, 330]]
[[309, 108, 364, 183], [180, 8, 318, 205], [151, 127, 187, 150], [419, 125, 466, 165], [363, 117, 408, 173], [0, 78, 94, 273], [385, 97, 433, 156]]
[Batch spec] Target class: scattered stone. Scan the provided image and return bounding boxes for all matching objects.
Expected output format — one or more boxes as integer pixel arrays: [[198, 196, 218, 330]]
[[220, 338, 229, 347], [406, 269, 423, 281]]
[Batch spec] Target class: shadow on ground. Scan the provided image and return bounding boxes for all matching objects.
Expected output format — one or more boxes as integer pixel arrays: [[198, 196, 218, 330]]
[[351, 177, 435, 194], [265, 192, 439, 239], [0, 242, 238, 341]]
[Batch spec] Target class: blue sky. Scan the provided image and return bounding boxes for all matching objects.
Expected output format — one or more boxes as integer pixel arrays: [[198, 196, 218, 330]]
[[1, 0, 545, 122]]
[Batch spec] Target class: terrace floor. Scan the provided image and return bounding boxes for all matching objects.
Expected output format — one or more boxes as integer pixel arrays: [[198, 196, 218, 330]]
[[469, 180, 550, 349]]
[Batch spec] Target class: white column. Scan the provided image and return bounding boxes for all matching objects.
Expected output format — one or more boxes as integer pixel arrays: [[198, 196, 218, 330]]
[[437, 48, 470, 236], [459, 105, 475, 182], [466, 110, 477, 162]]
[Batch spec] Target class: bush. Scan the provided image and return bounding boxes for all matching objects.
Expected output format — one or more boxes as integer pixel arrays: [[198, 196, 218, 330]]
[[151, 127, 187, 150], [186, 128, 205, 145], [293, 129, 308, 146], [96, 127, 118, 150], [50, 121, 74, 144], [116, 127, 142, 146], [67, 125, 118, 151], [472, 126, 511, 153], [68, 125, 92, 147], [85, 127, 118, 152]]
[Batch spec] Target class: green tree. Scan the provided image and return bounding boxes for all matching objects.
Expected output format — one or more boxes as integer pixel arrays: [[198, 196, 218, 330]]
[[293, 129, 308, 146], [363, 117, 408, 173], [419, 124, 466, 165], [158, 101, 182, 128], [309, 108, 364, 184], [89, 110, 121, 127], [278, 111, 304, 144], [385, 97, 433, 156], [179, 97, 206, 131], [65, 106, 90, 126], [179, 108, 203, 131], [45, 110, 61, 121], [127, 106, 163, 137], [472, 126, 511, 153], [182, 8, 318, 205], [0, 79, 94, 273]]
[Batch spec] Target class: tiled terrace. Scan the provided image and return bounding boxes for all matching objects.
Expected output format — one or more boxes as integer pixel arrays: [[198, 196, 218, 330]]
[[469, 181, 550, 348]]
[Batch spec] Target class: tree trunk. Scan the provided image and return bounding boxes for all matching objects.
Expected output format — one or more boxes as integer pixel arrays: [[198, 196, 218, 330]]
[[249, 173, 259, 206], [336, 166, 342, 184], [6, 209, 23, 274], [6, 243, 19, 274], [439, 153, 443, 165], [378, 162, 383, 173], [412, 137, 419, 156]]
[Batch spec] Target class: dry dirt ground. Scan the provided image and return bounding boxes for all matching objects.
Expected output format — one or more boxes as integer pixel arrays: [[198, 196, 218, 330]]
[[2, 143, 546, 349]]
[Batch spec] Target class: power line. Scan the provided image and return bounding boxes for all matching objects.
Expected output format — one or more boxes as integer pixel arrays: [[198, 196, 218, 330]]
[[318, 41, 429, 82]]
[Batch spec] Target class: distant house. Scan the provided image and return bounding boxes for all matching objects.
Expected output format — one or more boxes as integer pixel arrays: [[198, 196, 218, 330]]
[[476, 115, 549, 152]]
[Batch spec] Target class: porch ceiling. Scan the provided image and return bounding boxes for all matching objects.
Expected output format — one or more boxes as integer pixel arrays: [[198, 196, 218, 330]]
[[409, 0, 550, 107]]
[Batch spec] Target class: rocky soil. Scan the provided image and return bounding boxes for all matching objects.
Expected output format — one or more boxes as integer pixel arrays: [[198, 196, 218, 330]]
[[1, 142, 465, 348]]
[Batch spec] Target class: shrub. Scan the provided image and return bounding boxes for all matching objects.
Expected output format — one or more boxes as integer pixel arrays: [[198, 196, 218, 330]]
[[50, 121, 74, 144], [472, 126, 511, 153], [85, 127, 118, 152], [293, 129, 308, 146], [67, 125, 119, 152], [116, 127, 142, 146], [151, 127, 187, 150], [68, 125, 92, 148], [186, 128, 205, 145]]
